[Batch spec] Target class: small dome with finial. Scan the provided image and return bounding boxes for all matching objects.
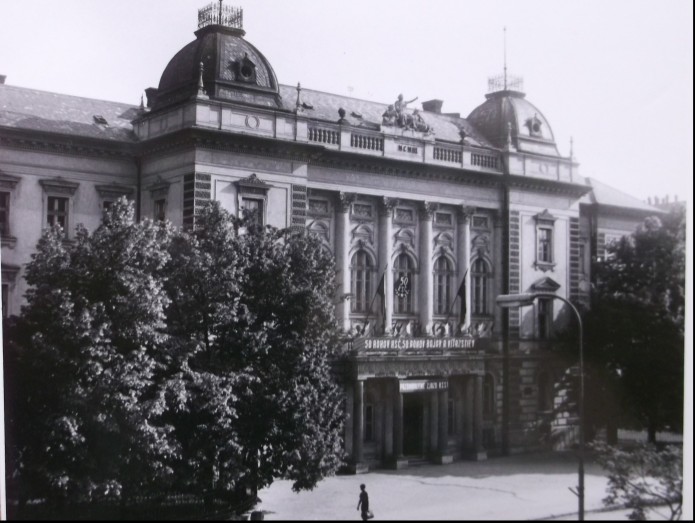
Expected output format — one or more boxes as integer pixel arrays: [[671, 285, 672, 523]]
[[152, 2, 280, 111]]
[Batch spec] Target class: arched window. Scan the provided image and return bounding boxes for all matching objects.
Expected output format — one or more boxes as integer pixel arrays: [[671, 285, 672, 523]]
[[433, 256, 453, 315], [472, 258, 490, 316], [483, 374, 495, 419], [393, 252, 415, 314], [351, 250, 373, 313]]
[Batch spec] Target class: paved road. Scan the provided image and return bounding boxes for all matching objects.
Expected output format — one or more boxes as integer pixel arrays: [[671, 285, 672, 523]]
[[254, 451, 669, 520]]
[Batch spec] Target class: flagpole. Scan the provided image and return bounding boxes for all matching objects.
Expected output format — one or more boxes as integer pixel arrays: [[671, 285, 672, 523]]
[[363, 265, 386, 332], [444, 267, 469, 326]]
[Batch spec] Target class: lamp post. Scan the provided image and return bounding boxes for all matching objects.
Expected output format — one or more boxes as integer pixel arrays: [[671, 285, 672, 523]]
[[496, 292, 585, 521]]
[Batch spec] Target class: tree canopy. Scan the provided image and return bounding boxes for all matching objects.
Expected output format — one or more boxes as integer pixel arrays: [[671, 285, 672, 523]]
[[4, 198, 345, 516], [583, 208, 685, 443]]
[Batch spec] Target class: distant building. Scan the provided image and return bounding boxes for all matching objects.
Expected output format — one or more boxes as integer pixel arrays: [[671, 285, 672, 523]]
[[0, 3, 662, 469]]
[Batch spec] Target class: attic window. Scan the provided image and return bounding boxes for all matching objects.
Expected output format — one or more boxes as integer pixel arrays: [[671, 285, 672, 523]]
[[351, 111, 363, 118], [525, 114, 543, 137], [301, 102, 314, 110], [93, 115, 108, 126]]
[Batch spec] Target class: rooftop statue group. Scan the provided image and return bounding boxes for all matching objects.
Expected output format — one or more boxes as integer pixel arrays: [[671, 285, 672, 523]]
[[382, 94, 432, 134]]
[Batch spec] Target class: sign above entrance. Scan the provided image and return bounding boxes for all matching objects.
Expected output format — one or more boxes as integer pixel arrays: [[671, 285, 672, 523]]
[[359, 337, 476, 351], [399, 380, 448, 393]]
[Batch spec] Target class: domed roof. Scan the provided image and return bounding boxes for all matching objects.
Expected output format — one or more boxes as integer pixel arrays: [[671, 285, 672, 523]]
[[153, 22, 280, 110], [467, 89, 560, 157]]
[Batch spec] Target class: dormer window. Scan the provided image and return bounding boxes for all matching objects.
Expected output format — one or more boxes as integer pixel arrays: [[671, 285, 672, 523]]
[[235, 53, 257, 83], [93, 114, 108, 126], [525, 114, 543, 138]]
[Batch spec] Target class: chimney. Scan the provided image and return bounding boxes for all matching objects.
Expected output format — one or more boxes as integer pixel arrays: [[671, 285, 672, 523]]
[[422, 99, 443, 114], [0, 75, 6, 85]]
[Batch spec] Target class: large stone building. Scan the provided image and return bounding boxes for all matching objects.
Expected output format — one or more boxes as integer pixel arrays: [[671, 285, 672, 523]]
[[0, 4, 661, 470]]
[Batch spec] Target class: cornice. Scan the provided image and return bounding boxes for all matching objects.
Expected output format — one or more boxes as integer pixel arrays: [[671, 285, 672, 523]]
[[311, 151, 502, 189], [136, 128, 324, 164], [0, 127, 136, 160], [506, 175, 590, 198]]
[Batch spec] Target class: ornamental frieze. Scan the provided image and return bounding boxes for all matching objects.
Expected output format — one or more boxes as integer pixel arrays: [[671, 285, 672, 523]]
[[354, 356, 485, 379]]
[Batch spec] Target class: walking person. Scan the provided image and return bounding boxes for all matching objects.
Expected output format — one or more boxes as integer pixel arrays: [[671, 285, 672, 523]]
[[356, 483, 373, 520]]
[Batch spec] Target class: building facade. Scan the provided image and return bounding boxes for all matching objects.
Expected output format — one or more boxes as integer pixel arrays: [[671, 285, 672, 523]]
[[0, 4, 661, 470]]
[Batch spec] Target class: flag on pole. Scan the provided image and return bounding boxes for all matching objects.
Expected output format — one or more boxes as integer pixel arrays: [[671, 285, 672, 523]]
[[444, 267, 469, 325], [375, 272, 385, 298], [457, 272, 467, 321], [364, 270, 386, 332]]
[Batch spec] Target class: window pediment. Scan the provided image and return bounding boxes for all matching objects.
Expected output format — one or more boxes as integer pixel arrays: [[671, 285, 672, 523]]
[[39, 178, 79, 196], [531, 277, 561, 292]]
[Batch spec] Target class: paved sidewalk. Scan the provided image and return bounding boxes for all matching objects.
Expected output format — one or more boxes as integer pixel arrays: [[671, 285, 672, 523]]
[[254, 452, 667, 520]]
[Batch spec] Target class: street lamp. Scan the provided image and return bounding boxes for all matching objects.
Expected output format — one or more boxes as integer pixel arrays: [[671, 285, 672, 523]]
[[496, 292, 585, 521]]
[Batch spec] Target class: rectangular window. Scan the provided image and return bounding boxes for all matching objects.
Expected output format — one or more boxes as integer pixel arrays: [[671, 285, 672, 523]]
[[578, 244, 586, 275], [47, 196, 69, 230], [1, 283, 8, 318], [538, 298, 552, 340], [365, 404, 374, 442], [434, 212, 453, 226], [537, 227, 553, 263], [0, 191, 9, 236], [241, 197, 264, 225], [154, 199, 166, 221], [472, 215, 489, 229]]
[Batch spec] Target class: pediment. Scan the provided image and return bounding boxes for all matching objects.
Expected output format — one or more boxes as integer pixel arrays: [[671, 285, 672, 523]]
[[531, 277, 561, 292]]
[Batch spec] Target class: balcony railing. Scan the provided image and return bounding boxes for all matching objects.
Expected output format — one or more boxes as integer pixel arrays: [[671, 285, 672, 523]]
[[471, 152, 499, 169], [433, 146, 462, 164], [308, 126, 340, 145], [350, 133, 383, 152]]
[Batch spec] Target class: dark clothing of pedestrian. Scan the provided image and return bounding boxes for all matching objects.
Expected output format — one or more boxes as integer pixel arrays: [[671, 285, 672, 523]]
[[357, 484, 370, 520]]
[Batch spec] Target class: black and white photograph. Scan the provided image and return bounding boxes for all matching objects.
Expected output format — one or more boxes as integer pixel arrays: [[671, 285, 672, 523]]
[[0, 0, 691, 520]]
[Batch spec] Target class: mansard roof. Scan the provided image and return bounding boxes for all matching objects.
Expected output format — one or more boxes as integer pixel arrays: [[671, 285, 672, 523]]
[[0, 84, 139, 142], [585, 177, 662, 213], [277, 85, 495, 148]]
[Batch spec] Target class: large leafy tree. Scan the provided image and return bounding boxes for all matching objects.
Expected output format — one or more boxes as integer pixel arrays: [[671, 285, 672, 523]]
[[162, 203, 345, 509], [583, 208, 685, 443], [4, 199, 178, 508], [6, 199, 346, 516]]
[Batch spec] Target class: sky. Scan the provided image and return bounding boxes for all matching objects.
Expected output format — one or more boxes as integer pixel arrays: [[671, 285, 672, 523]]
[[0, 0, 692, 204]]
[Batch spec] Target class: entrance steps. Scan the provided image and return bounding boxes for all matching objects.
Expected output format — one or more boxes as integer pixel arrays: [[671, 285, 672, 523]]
[[405, 456, 430, 467]]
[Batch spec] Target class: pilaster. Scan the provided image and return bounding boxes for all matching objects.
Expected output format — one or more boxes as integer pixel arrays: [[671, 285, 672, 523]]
[[335, 192, 355, 332], [419, 201, 437, 334], [379, 197, 398, 335]]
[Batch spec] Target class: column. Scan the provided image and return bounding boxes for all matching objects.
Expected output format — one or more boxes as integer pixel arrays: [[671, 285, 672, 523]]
[[473, 374, 486, 458], [457, 206, 475, 330], [394, 380, 404, 458], [335, 192, 355, 332], [438, 388, 449, 459], [429, 391, 439, 457], [464, 377, 474, 448], [353, 380, 364, 464], [379, 197, 398, 335], [384, 385, 394, 459], [419, 202, 437, 334], [344, 383, 354, 458]]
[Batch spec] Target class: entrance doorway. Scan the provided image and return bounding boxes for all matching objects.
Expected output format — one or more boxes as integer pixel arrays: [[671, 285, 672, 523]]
[[403, 393, 424, 456]]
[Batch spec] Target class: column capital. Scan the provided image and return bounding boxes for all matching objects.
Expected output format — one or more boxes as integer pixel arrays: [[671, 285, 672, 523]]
[[457, 205, 476, 224], [337, 192, 356, 213], [380, 197, 399, 217], [419, 201, 439, 220]]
